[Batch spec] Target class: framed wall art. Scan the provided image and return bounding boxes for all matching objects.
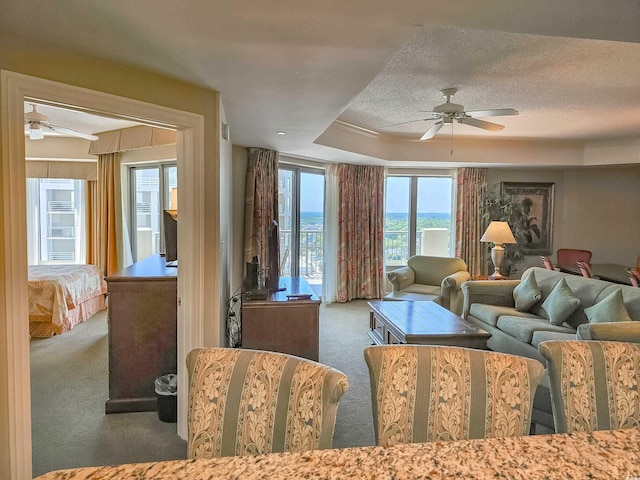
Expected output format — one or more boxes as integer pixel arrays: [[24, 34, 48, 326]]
[[501, 182, 554, 255]]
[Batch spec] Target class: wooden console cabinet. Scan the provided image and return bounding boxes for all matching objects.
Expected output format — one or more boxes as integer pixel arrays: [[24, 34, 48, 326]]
[[105, 254, 177, 413], [241, 276, 320, 361]]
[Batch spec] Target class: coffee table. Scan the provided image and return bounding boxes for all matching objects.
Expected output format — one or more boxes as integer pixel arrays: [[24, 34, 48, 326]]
[[368, 300, 490, 349]]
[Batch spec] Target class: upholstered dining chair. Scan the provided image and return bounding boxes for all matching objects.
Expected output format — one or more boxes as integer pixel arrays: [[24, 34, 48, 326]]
[[364, 345, 544, 446], [539, 340, 640, 434], [556, 248, 592, 266], [540, 255, 555, 270], [186, 347, 349, 458]]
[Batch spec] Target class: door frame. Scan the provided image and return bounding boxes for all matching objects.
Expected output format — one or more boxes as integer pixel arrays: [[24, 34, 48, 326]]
[[1, 71, 207, 478]]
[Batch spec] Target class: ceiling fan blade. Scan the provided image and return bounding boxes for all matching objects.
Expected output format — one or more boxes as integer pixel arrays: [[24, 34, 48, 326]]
[[465, 108, 518, 118], [420, 121, 444, 140], [380, 117, 437, 129], [47, 123, 99, 141], [457, 117, 504, 132]]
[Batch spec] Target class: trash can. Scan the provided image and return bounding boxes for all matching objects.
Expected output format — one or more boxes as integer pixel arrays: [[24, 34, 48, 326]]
[[155, 374, 177, 423]]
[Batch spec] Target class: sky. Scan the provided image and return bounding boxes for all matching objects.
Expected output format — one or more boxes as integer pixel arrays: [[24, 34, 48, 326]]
[[383, 177, 453, 213], [299, 174, 453, 214]]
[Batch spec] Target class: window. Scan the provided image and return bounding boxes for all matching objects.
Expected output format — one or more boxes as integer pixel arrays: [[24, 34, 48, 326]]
[[129, 163, 177, 262], [384, 176, 454, 267], [26, 178, 86, 265], [278, 167, 324, 289]]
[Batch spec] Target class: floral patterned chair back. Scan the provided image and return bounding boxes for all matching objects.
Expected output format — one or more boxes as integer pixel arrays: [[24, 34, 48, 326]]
[[539, 340, 640, 433], [187, 347, 349, 458], [364, 345, 544, 446]]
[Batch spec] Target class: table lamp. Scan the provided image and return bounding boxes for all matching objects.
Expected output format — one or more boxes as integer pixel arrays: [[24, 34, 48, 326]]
[[481, 221, 516, 279]]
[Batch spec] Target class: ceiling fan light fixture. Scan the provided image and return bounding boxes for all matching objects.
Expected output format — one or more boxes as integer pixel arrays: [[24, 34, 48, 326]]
[[29, 123, 44, 140]]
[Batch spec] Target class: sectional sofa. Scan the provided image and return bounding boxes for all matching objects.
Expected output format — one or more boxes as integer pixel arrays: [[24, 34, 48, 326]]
[[461, 266, 640, 431]]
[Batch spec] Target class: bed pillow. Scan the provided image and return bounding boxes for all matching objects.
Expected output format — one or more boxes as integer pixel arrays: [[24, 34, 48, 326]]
[[541, 278, 581, 326], [584, 289, 632, 324], [513, 273, 542, 312]]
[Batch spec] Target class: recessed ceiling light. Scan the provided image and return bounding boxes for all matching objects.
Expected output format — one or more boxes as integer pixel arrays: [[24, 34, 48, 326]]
[[276, 131, 286, 135]]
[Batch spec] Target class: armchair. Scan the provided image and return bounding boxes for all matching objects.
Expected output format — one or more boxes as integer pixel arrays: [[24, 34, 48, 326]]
[[385, 255, 470, 315]]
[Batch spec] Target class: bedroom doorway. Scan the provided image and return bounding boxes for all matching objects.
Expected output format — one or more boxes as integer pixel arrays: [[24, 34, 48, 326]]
[[1, 71, 209, 478]]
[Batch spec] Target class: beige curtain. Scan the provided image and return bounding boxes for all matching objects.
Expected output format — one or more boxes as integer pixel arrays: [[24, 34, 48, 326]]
[[455, 168, 487, 278], [97, 153, 126, 276], [243, 147, 279, 274], [336, 164, 385, 302]]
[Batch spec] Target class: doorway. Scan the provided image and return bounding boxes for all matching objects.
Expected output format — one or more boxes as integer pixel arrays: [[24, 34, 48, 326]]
[[1, 71, 207, 478], [278, 166, 325, 297]]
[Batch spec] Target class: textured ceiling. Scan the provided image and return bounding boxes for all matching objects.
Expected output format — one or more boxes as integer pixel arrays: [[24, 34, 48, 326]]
[[339, 26, 640, 142], [4, 1, 640, 165]]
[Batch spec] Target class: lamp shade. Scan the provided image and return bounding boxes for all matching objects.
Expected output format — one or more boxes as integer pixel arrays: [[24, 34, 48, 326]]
[[480, 221, 516, 245]]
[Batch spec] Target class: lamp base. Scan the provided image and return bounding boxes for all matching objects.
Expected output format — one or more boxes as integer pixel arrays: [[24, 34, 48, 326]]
[[490, 244, 506, 280]]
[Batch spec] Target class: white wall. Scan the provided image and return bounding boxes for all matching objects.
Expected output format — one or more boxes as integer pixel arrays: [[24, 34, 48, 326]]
[[487, 165, 640, 275], [561, 166, 640, 264], [218, 103, 233, 346]]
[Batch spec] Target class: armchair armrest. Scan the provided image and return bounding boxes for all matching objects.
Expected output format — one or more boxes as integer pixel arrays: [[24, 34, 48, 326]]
[[461, 280, 520, 319], [576, 322, 640, 343], [440, 270, 472, 311], [442, 270, 472, 290], [387, 266, 415, 292]]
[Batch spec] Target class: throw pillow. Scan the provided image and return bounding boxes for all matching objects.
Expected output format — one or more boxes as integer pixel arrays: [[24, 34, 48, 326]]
[[541, 278, 581, 326], [584, 289, 632, 324], [513, 273, 542, 312]]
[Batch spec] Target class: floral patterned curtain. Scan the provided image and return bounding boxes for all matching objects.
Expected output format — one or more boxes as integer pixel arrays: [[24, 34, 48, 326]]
[[455, 168, 487, 278], [233, 148, 279, 348], [243, 148, 279, 268], [336, 164, 385, 302]]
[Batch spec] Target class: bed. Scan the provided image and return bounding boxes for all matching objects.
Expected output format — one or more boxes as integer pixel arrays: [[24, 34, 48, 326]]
[[28, 264, 108, 338]]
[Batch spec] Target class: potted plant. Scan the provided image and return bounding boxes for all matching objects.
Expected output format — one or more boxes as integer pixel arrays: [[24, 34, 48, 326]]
[[480, 184, 529, 276]]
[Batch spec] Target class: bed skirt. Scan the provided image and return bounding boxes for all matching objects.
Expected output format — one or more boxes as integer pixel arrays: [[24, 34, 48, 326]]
[[30, 294, 107, 338]]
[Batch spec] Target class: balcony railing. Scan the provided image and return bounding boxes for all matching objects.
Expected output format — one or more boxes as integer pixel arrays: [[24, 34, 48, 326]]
[[384, 228, 450, 266], [279, 228, 450, 280], [279, 229, 323, 281]]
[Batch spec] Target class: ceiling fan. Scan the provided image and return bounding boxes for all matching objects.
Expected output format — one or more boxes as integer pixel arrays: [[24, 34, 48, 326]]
[[384, 88, 518, 140], [24, 104, 99, 141]]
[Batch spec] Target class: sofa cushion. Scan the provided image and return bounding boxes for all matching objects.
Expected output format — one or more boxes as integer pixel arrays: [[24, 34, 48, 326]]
[[531, 331, 577, 348], [497, 316, 575, 344], [540, 278, 581, 326], [402, 284, 441, 296], [584, 288, 632, 324], [513, 272, 542, 312], [525, 268, 609, 329], [469, 304, 539, 328]]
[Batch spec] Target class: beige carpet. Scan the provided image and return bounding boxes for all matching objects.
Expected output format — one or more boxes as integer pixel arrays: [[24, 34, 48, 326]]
[[30, 298, 375, 476]]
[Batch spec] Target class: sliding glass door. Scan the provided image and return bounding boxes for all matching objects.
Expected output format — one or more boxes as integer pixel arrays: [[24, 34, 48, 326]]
[[278, 167, 325, 291]]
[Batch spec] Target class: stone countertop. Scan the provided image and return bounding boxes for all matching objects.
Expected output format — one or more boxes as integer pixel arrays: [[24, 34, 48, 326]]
[[35, 428, 640, 479]]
